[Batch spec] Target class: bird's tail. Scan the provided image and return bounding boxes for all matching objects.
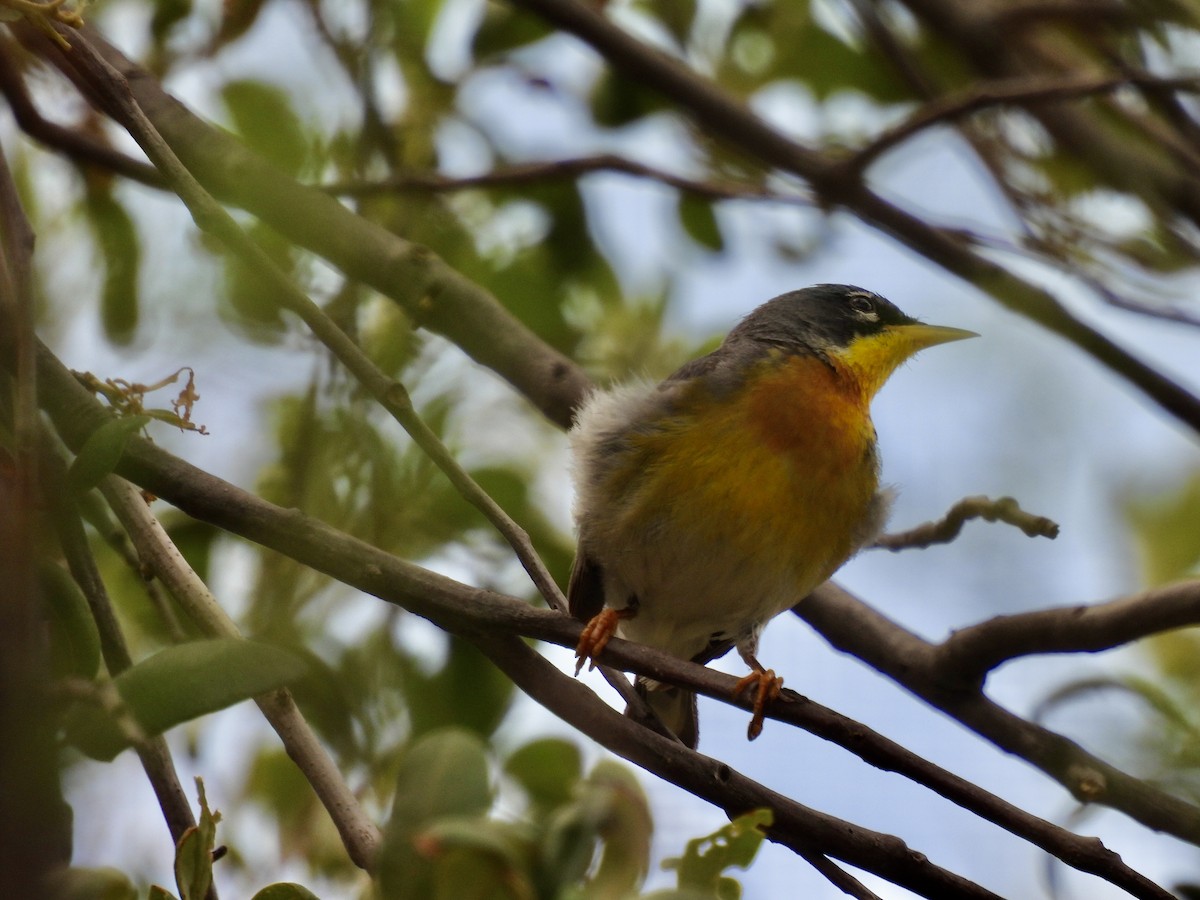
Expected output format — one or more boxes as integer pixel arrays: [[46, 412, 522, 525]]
[[632, 677, 698, 749]]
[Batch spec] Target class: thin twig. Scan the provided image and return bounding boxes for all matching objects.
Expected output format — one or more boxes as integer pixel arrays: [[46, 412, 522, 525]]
[[873, 495, 1059, 551], [100, 476, 383, 871], [799, 851, 884, 900], [74, 490, 190, 642], [40, 440, 205, 863], [1088, 279, 1200, 328], [850, 72, 1200, 172]]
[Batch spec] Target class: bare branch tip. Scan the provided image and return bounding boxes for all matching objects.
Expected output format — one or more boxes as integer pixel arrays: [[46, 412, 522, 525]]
[[873, 495, 1060, 551]]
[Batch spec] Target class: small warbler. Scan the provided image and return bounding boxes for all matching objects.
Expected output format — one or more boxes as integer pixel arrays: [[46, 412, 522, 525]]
[[567, 284, 976, 748]]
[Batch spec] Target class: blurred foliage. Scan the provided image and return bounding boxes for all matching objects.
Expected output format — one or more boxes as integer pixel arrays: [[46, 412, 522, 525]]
[[10, 0, 1200, 895], [63, 639, 308, 761], [654, 809, 772, 900]]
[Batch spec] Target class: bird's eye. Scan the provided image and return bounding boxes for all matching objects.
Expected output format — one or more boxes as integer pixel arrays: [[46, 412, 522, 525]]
[[847, 294, 875, 315]]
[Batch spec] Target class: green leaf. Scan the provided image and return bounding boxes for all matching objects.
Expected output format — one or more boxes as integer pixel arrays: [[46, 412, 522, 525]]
[[538, 804, 602, 893], [250, 883, 322, 900], [221, 80, 308, 176], [422, 816, 534, 874], [220, 222, 291, 338], [40, 561, 102, 679], [583, 761, 653, 897], [148, 887, 180, 900], [1124, 469, 1200, 585], [84, 190, 141, 345], [678, 194, 724, 252], [64, 639, 308, 761], [42, 866, 138, 900], [635, 0, 697, 48], [402, 636, 514, 738], [150, 0, 193, 45], [662, 809, 772, 896], [165, 517, 220, 595], [1032, 150, 1104, 198], [504, 738, 581, 809], [378, 729, 493, 899], [430, 847, 524, 900], [591, 70, 669, 128], [66, 415, 150, 494], [471, 3, 553, 59], [175, 779, 220, 900], [391, 729, 493, 827]]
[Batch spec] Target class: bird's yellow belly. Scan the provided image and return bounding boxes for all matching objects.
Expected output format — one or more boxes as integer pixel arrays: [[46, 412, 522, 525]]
[[603, 356, 879, 658]]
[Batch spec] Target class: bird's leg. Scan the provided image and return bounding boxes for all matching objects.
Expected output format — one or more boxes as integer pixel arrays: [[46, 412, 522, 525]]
[[574, 600, 638, 675], [732, 654, 784, 741]]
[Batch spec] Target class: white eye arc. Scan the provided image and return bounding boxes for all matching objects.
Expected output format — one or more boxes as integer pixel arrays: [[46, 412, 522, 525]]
[[847, 293, 878, 317]]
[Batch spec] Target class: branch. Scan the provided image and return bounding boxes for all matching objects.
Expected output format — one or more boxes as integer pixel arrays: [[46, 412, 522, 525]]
[[797, 582, 1200, 846], [473, 633, 1004, 900], [0, 39, 164, 187], [0, 125, 72, 895], [322, 153, 810, 205], [1089, 279, 1200, 328], [99, 476, 383, 871], [799, 853, 883, 900], [850, 72, 1200, 172], [936, 578, 1200, 680], [873, 495, 1059, 550], [27, 340, 1177, 897], [75, 491, 189, 642], [503, 0, 1200, 439], [40, 446, 202, 850]]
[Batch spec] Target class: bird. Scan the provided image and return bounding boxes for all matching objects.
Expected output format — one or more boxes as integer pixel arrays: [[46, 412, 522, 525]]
[[566, 283, 976, 749]]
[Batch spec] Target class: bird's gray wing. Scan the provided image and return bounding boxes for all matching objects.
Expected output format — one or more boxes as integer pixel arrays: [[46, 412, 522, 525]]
[[566, 547, 607, 623]]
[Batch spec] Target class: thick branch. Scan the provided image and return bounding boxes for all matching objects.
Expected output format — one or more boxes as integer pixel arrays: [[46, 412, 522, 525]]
[[798, 583, 1200, 846], [936, 579, 1200, 679], [0, 123, 69, 896]]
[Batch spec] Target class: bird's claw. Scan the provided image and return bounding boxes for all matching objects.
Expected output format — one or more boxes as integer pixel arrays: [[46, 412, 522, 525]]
[[732, 668, 783, 741], [574, 608, 626, 675]]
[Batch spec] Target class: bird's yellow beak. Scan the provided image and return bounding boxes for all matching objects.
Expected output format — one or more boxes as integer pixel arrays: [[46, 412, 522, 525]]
[[836, 322, 978, 398], [892, 322, 980, 352]]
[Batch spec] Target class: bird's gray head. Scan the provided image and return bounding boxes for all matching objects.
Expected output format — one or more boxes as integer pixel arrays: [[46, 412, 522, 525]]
[[725, 284, 918, 355]]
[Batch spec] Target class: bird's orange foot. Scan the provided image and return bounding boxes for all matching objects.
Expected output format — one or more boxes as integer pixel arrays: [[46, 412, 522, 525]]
[[574, 607, 635, 675], [732, 668, 784, 741]]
